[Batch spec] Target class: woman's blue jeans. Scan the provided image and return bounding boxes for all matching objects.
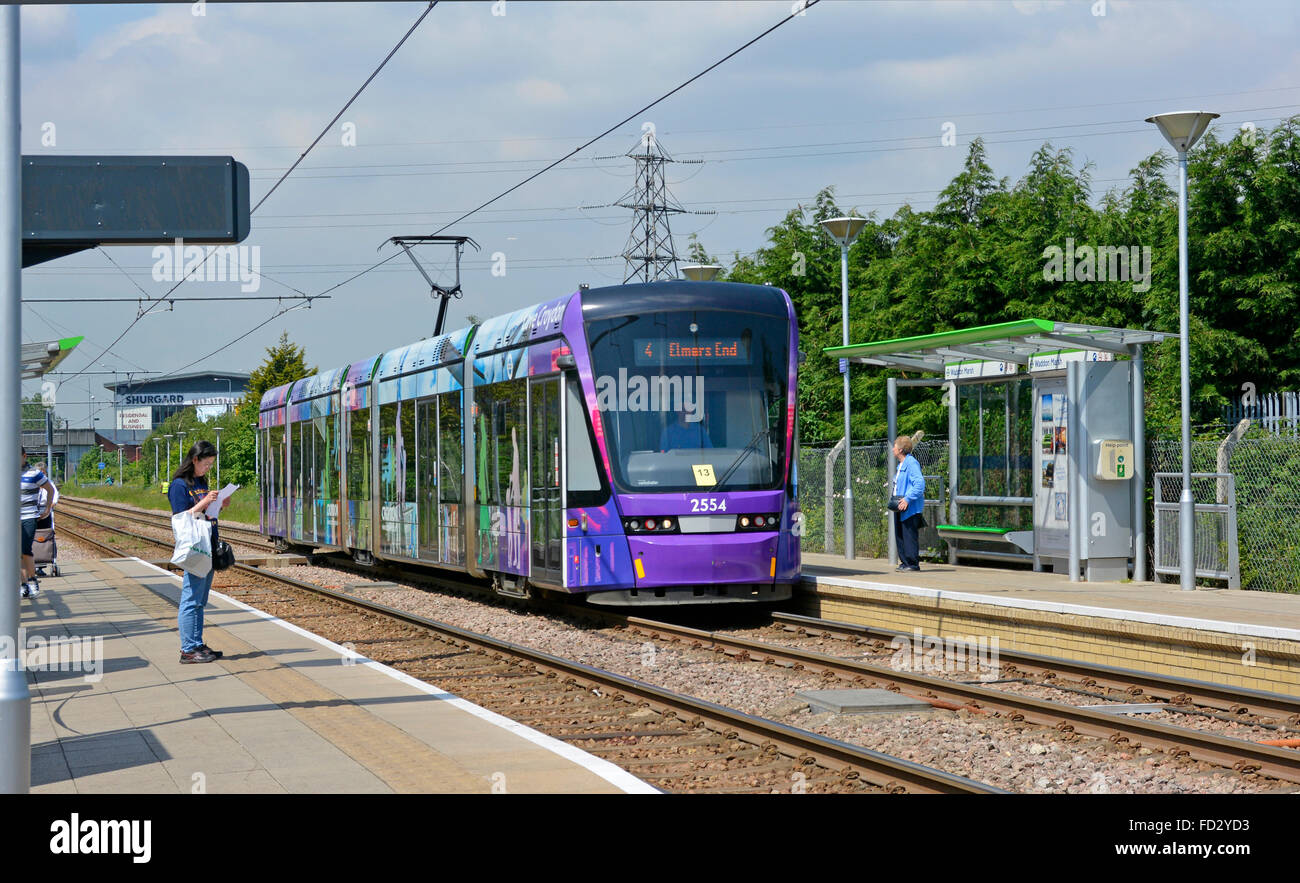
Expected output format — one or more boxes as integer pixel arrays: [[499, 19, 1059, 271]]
[[179, 567, 215, 653]]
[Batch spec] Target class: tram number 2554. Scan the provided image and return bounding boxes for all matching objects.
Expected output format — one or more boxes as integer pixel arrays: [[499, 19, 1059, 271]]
[[690, 498, 727, 512]]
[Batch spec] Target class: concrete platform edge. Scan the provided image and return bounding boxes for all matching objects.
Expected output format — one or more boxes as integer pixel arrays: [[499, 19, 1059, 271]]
[[800, 575, 1300, 643]]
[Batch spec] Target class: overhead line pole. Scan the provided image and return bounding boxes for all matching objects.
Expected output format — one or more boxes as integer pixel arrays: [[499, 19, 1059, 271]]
[[0, 4, 30, 795]]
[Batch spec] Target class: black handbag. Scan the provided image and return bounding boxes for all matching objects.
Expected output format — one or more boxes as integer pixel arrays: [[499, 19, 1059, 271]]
[[887, 495, 902, 512], [213, 539, 235, 571]]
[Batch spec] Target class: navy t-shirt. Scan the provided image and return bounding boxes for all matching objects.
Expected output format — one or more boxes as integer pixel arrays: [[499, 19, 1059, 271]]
[[169, 477, 218, 544]]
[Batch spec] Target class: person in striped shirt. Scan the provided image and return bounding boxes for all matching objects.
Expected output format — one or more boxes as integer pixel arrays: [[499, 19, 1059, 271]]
[[20, 446, 53, 598]]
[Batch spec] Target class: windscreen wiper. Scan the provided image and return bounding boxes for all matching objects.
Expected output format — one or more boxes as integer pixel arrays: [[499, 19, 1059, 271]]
[[710, 426, 774, 492]]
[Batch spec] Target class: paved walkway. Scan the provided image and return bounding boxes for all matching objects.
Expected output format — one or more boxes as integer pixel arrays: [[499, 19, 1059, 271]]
[[23, 559, 653, 794]]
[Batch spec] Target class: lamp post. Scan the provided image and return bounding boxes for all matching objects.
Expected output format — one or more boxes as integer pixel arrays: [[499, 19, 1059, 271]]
[[1146, 111, 1218, 591], [177, 431, 186, 471], [154, 438, 159, 485], [820, 216, 868, 559], [214, 425, 222, 485], [164, 435, 172, 481], [681, 264, 723, 282]]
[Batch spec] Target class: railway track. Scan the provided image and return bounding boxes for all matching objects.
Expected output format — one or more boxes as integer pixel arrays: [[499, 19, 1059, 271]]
[[55, 510, 1002, 794], [607, 614, 1300, 785], [61, 496, 271, 545], [58, 496, 1300, 787], [765, 612, 1300, 725]]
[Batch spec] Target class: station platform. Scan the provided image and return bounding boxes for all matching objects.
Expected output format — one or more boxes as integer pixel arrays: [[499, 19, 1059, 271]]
[[798, 553, 1300, 696], [21, 559, 654, 794]]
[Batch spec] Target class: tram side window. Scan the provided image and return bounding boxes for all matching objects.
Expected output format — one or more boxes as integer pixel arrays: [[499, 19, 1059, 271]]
[[439, 393, 462, 503], [402, 401, 416, 508], [313, 401, 334, 502], [348, 405, 370, 506], [416, 398, 438, 556], [379, 402, 397, 504], [475, 379, 527, 508], [565, 376, 604, 495], [379, 400, 417, 505], [268, 425, 284, 507]]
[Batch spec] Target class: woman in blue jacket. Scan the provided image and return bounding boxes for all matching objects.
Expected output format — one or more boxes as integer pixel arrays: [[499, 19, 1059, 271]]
[[892, 436, 925, 572]]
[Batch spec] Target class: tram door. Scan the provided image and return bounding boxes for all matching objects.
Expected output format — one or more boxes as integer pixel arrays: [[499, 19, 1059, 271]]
[[529, 377, 562, 584]]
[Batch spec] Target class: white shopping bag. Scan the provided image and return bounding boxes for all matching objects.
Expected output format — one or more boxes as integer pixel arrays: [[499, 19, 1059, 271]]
[[171, 511, 213, 577]]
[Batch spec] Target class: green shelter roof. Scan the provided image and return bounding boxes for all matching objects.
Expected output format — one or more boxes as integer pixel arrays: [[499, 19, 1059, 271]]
[[824, 319, 1172, 373], [21, 336, 82, 380]]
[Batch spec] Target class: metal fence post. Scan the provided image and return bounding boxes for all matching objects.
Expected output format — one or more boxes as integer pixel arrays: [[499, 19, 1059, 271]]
[[825, 436, 845, 555]]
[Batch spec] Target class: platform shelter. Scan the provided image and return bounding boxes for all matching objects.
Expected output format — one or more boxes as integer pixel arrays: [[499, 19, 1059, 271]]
[[826, 319, 1174, 582]]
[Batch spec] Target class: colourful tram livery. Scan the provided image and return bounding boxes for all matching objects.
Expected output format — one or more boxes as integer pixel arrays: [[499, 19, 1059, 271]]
[[257, 280, 802, 605]]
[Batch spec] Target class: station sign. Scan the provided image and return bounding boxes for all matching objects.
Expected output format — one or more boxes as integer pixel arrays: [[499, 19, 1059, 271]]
[[944, 359, 1017, 380], [117, 406, 153, 431], [1029, 349, 1114, 372]]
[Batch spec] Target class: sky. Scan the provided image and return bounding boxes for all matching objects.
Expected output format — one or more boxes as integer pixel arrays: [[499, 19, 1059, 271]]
[[18, 0, 1300, 427]]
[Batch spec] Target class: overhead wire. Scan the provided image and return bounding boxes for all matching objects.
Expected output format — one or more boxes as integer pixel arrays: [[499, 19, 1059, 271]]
[[308, 0, 823, 303], [56, 1, 440, 387]]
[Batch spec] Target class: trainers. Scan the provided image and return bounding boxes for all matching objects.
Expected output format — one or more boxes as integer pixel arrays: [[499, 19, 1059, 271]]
[[180, 648, 218, 664], [28, 581, 40, 597], [197, 644, 223, 659], [20, 583, 30, 599]]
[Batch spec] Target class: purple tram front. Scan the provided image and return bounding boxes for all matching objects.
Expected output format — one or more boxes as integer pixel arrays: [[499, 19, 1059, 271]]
[[566, 281, 800, 605]]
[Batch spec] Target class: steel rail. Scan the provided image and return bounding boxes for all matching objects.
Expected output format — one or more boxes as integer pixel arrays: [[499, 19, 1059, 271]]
[[616, 615, 1300, 785], [769, 611, 1300, 723], [61, 497, 269, 543]]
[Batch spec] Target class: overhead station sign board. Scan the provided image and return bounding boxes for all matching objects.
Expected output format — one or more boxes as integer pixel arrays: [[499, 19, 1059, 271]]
[[22, 155, 251, 267], [117, 407, 153, 431]]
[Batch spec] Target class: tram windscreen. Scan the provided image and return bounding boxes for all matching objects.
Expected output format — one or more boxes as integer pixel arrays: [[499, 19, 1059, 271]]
[[585, 309, 790, 493]]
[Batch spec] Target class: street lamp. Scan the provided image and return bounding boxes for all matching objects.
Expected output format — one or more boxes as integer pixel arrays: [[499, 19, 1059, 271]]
[[177, 430, 187, 471], [214, 425, 222, 485], [164, 434, 173, 481], [681, 264, 723, 282], [1146, 110, 1218, 591], [820, 216, 868, 560]]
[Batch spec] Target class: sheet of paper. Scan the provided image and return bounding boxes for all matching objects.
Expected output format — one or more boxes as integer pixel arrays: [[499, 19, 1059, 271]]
[[208, 483, 240, 520]]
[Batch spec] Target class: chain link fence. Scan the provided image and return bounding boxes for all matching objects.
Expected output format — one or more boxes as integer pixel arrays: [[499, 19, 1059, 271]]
[[1150, 435, 1300, 593], [800, 433, 1300, 592], [798, 438, 949, 559]]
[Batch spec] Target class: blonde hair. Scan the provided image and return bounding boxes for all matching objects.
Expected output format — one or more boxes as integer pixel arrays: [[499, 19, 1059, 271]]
[[894, 436, 914, 455]]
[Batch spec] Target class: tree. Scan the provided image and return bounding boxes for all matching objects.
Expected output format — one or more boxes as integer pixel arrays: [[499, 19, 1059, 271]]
[[21, 393, 45, 426], [237, 331, 315, 417]]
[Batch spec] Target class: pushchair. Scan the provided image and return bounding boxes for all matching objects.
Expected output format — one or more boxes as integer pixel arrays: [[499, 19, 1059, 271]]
[[33, 483, 59, 578]]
